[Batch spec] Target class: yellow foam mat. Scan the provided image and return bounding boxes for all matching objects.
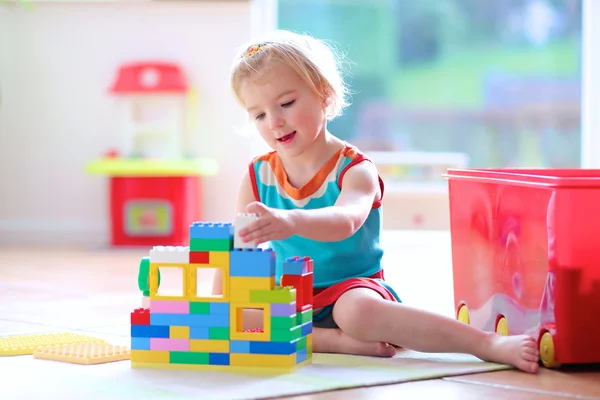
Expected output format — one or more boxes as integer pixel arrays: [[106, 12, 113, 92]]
[[0, 332, 107, 356], [33, 342, 131, 365]]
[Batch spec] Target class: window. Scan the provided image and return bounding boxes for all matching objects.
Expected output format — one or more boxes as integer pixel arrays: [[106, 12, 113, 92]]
[[278, 0, 583, 170]]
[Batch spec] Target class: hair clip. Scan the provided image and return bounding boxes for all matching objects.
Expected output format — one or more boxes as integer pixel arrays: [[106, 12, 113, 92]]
[[245, 44, 266, 58]]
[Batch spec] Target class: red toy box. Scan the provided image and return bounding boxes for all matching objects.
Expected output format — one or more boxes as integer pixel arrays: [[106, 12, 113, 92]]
[[445, 168, 600, 368]]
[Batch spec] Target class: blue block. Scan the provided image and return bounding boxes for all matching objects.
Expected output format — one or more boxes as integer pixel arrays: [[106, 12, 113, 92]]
[[230, 248, 276, 277], [282, 257, 310, 275], [230, 341, 251, 353], [301, 321, 313, 336], [189, 327, 210, 339], [131, 324, 170, 338], [296, 348, 308, 364], [249, 341, 296, 355], [210, 302, 230, 315], [209, 352, 230, 365], [189, 222, 234, 239], [150, 313, 229, 328], [131, 337, 151, 350]]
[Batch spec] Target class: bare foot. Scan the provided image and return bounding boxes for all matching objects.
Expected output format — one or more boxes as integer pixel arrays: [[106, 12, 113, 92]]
[[313, 328, 397, 357], [479, 333, 540, 373]]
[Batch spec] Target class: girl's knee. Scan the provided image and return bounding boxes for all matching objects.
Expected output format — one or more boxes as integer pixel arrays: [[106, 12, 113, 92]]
[[332, 289, 382, 330]]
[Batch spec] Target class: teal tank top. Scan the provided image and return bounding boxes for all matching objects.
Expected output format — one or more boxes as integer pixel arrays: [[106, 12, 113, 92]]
[[248, 143, 385, 289]]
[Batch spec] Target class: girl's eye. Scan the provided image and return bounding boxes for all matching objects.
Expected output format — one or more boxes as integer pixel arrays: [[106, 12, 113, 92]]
[[255, 113, 265, 120], [282, 100, 295, 107]]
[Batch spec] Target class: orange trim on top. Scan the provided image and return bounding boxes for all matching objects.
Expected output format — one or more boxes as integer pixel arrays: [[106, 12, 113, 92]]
[[252, 146, 353, 201], [248, 161, 260, 202]]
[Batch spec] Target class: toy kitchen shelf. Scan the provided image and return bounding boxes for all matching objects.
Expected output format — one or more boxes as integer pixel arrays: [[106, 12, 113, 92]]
[[366, 151, 469, 230], [86, 60, 218, 247]]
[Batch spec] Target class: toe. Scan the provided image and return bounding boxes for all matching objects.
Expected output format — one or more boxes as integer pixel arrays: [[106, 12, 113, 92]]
[[523, 352, 539, 362], [524, 346, 539, 356], [378, 343, 397, 357], [529, 362, 540, 373]]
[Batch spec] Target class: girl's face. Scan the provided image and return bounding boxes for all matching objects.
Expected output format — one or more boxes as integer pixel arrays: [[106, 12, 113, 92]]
[[238, 60, 327, 158]]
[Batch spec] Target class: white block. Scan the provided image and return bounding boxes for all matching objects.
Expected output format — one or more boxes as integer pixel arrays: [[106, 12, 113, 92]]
[[149, 245, 190, 264], [234, 213, 259, 249]]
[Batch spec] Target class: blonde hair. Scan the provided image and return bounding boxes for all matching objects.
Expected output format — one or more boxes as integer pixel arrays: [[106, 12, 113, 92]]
[[230, 30, 351, 121]]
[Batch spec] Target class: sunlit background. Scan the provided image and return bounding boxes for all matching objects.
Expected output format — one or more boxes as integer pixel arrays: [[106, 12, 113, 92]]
[[0, 0, 596, 246]]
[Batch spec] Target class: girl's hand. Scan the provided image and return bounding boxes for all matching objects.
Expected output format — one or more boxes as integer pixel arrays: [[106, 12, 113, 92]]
[[238, 202, 295, 245]]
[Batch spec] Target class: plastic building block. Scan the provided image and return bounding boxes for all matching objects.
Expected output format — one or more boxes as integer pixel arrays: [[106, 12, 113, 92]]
[[283, 256, 312, 275], [230, 248, 276, 277], [234, 213, 259, 249], [189, 238, 232, 252], [189, 251, 209, 264], [190, 222, 234, 240], [131, 219, 314, 372], [1, 333, 107, 356], [131, 308, 150, 325], [150, 246, 190, 264], [33, 342, 130, 365], [281, 272, 314, 312]]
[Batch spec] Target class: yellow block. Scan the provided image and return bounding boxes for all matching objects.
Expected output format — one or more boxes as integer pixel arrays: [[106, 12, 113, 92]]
[[130, 350, 170, 363], [189, 339, 229, 353], [209, 251, 230, 268], [230, 353, 296, 368], [132, 359, 310, 374], [229, 289, 250, 303], [307, 333, 313, 355], [188, 263, 230, 303], [149, 263, 191, 301], [170, 326, 190, 339], [230, 276, 275, 291], [230, 302, 271, 341]]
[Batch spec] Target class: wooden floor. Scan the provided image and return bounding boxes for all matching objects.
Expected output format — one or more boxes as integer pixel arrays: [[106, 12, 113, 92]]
[[1, 232, 599, 399]]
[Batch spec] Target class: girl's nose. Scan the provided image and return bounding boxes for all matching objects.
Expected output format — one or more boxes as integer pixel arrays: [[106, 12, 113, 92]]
[[269, 114, 284, 130]]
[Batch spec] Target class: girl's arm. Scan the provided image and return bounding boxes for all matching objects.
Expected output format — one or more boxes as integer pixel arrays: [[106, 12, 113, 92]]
[[289, 160, 380, 242], [240, 160, 381, 244]]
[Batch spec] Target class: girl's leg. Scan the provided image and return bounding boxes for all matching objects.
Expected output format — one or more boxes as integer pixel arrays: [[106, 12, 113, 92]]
[[332, 288, 540, 373], [241, 308, 397, 357]]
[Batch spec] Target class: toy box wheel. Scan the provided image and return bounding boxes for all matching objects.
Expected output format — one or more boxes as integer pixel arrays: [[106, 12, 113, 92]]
[[539, 331, 561, 368], [457, 304, 470, 324], [495, 316, 509, 336]]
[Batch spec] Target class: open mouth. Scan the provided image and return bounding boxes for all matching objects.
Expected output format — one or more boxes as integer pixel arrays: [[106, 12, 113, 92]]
[[277, 131, 296, 144]]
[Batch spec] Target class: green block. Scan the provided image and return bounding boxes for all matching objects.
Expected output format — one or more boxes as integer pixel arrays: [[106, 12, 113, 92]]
[[271, 315, 296, 330], [138, 256, 160, 296], [189, 238, 232, 252], [250, 286, 296, 304], [209, 327, 230, 340], [271, 324, 303, 342], [189, 302, 211, 314], [296, 309, 312, 325], [295, 336, 307, 352], [170, 351, 209, 365]]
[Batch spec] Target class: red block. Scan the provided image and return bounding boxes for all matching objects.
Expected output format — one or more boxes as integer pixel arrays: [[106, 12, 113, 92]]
[[131, 308, 150, 325], [282, 272, 314, 312], [190, 251, 210, 264]]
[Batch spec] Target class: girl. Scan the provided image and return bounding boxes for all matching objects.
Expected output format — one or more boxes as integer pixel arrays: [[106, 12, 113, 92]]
[[222, 29, 539, 373]]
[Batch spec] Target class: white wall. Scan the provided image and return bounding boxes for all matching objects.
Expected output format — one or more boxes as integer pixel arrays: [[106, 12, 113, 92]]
[[581, 0, 600, 167], [0, 1, 262, 246]]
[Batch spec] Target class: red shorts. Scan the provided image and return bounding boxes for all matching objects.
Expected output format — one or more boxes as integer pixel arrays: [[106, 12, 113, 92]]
[[313, 270, 400, 310]]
